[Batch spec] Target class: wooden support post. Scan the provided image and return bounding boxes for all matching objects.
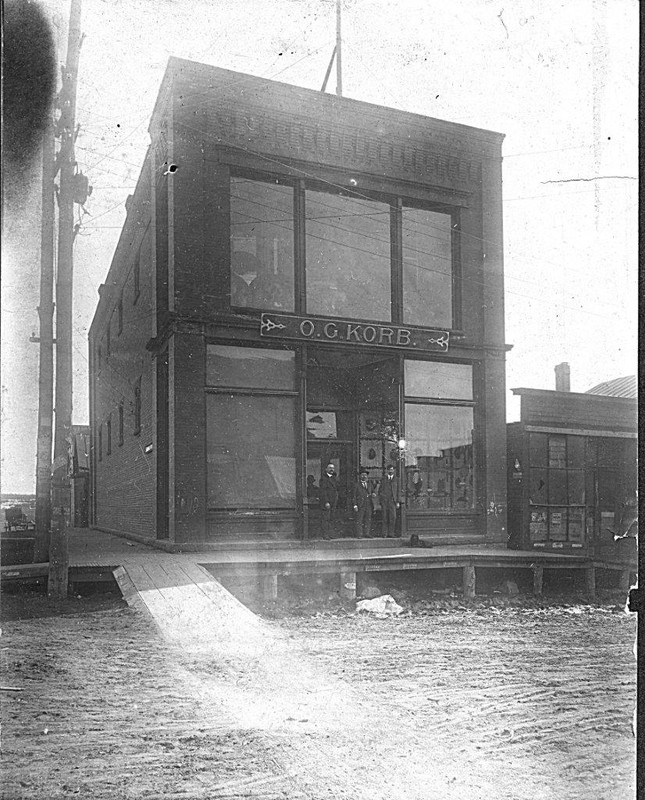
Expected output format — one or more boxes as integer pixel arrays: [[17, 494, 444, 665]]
[[260, 574, 278, 603], [47, 510, 68, 599], [619, 570, 632, 593], [533, 565, 544, 597], [463, 564, 476, 599], [340, 571, 356, 600], [585, 566, 596, 600]]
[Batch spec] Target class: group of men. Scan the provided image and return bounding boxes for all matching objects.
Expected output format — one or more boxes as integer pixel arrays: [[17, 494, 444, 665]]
[[318, 463, 402, 540]]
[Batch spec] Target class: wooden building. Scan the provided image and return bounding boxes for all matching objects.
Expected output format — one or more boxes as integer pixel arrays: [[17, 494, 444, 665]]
[[89, 57, 509, 547], [507, 367, 637, 562]]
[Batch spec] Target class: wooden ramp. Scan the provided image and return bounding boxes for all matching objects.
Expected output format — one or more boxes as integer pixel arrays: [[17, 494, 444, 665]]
[[112, 557, 274, 656]]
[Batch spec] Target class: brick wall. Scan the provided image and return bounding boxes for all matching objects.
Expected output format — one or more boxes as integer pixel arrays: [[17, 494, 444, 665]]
[[92, 222, 156, 538]]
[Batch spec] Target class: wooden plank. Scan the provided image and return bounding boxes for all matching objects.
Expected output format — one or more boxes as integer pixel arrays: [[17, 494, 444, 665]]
[[463, 564, 476, 599]]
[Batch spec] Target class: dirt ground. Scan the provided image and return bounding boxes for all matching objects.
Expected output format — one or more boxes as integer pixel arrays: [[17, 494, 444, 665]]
[[0, 586, 636, 800]]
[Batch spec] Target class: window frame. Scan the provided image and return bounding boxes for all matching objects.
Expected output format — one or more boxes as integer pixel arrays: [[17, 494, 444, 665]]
[[403, 359, 476, 515], [205, 342, 299, 512], [133, 377, 142, 436], [228, 169, 461, 329]]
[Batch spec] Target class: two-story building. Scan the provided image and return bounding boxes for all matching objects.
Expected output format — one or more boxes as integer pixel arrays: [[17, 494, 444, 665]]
[[89, 57, 509, 547]]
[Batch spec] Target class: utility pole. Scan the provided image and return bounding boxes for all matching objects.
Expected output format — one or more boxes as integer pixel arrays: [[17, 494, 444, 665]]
[[320, 0, 343, 96], [33, 117, 56, 563], [50, 0, 83, 598], [335, 0, 342, 97]]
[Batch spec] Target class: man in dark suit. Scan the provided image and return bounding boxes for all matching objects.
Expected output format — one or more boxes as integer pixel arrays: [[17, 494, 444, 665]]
[[319, 463, 339, 540], [352, 469, 376, 539], [378, 464, 402, 538]]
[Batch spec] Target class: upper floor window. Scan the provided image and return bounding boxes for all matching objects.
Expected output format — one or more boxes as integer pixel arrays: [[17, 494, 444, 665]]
[[106, 415, 112, 455], [305, 190, 392, 321], [133, 378, 141, 435], [228, 173, 458, 328], [117, 292, 123, 334], [230, 177, 294, 312], [133, 247, 141, 304], [118, 401, 124, 446], [402, 207, 454, 329]]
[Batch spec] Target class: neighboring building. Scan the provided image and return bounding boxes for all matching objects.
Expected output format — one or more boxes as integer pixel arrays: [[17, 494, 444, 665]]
[[70, 425, 90, 528], [508, 365, 637, 561], [89, 57, 508, 546]]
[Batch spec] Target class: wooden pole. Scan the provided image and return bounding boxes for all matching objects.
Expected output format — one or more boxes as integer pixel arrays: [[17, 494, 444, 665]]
[[50, 0, 82, 598], [33, 118, 56, 563], [335, 0, 343, 97]]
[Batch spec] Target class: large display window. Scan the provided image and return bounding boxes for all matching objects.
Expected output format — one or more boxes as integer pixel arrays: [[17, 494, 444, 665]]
[[305, 190, 392, 321], [227, 173, 460, 327], [403, 360, 474, 511], [402, 207, 453, 329], [230, 177, 295, 311], [206, 345, 297, 511]]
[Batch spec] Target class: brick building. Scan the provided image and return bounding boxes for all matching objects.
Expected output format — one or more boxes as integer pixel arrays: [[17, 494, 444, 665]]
[[89, 57, 509, 546]]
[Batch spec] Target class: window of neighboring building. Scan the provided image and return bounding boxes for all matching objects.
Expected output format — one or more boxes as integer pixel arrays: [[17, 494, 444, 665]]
[[230, 177, 294, 311], [118, 292, 123, 334], [97, 345, 102, 371], [403, 361, 474, 511], [133, 378, 141, 435], [305, 189, 392, 321], [106, 415, 112, 455], [402, 207, 454, 329], [106, 320, 111, 359], [98, 424, 103, 461], [206, 345, 297, 511], [118, 402, 124, 446], [527, 433, 589, 544]]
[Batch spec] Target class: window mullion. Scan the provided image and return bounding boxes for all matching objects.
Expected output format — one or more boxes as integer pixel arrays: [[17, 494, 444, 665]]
[[391, 199, 402, 324], [295, 179, 306, 314]]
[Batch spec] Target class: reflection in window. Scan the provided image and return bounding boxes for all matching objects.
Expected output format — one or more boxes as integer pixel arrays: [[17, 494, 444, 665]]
[[206, 345, 295, 390], [404, 361, 472, 400], [230, 177, 294, 311], [404, 404, 474, 510], [207, 395, 296, 509], [306, 190, 391, 320], [402, 207, 453, 328]]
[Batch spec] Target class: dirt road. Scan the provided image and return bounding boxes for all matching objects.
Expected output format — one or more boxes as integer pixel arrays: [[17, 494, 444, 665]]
[[1, 591, 636, 799]]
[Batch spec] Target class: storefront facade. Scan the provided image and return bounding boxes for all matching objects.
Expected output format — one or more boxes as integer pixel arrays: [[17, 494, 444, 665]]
[[507, 386, 637, 560], [89, 58, 509, 546]]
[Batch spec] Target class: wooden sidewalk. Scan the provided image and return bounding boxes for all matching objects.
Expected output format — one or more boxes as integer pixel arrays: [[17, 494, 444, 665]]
[[1, 528, 636, 607]]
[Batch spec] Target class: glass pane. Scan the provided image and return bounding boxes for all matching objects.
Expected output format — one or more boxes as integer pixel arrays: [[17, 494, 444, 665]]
[[207, 345, 295, 390], [568, 470, 585, 504], [529, 508, 548, 542], [548, 435, 567, 468], [529, 468, 548, 504], [549, 508, 567, 541], [402, 207, 453, 328], [568, 508, 585, 542], [567, 436, 585, 468], [548, 469, 567, 505], [404, 361, 472, 399], [306, 190, 391, 320], [207, 395, 296, 509], [230, 177, 294, 311], [404, 404, 474, 510], [529, 433, 547, 467]]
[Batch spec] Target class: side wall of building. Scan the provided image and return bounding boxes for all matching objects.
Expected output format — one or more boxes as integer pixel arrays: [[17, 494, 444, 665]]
[[90, 161, 157, 538]]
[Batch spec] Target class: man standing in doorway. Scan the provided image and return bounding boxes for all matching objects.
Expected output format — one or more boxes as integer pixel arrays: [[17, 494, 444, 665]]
[[353, 468, 375, 539], [378, 464, 402, 538], [319, 463, 339, 540]]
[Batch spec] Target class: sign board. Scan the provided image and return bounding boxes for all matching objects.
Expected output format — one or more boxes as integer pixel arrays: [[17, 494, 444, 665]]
[[260, 313, 450, 353]]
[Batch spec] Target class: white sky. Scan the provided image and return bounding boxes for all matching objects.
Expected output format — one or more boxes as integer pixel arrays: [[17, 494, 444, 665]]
[[2, 0, 638, 493]]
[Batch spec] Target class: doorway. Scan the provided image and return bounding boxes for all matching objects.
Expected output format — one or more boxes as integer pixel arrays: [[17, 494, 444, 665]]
[[304, 348, 399, 539]]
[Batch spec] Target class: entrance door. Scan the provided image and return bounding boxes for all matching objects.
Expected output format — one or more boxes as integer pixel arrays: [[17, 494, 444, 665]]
[[306, 439, 354, 538]]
